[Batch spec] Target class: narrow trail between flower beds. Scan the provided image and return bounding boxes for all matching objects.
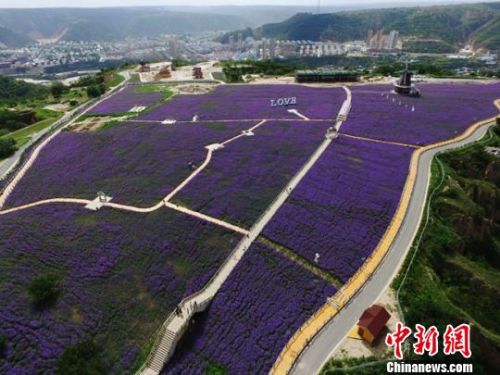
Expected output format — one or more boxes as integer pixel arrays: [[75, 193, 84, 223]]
[[259, 236, 344, 289], [136, 86, 352, 375], [124, 118, 332, 124], [0, 120, 271, 235], [340, 133, 421, 148], [272, 99, 500, 375], [0, 84, 352, 375]]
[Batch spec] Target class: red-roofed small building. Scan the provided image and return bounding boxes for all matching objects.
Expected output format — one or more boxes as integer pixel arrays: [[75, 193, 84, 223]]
[[357, 304, 391, 345]]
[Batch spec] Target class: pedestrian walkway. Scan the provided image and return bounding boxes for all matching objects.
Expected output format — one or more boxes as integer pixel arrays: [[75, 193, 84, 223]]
[[137, 87, 352, 375]]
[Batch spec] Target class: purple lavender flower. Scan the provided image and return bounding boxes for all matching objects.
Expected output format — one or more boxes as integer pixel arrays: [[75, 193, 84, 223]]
[[89, 86, 163, 115]]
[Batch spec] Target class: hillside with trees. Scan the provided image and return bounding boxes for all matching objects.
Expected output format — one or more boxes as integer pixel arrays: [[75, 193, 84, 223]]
[[223, 3, 500, 52], [0, 8, 247, 44], [0, 26, 33, 48], [0, 76, 49, 105]]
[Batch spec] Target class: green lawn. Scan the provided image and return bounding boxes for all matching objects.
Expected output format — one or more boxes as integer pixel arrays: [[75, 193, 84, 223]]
[[1, 112, 63, 147], [108, 73, 125, 88], [212, 72, 228, 82], [133, 84, 173, 100]]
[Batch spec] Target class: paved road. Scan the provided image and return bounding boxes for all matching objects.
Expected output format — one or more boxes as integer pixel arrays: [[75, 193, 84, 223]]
[[290, 121, 497, 375]]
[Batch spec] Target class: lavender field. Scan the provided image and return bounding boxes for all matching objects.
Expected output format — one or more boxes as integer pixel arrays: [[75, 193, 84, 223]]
[[164, 242, 336, 374], [263, 135, 413, 282], [0, 204, 240, 373], [342, 83, 500, 146], [5, 121, 255, 208], [174, 120, 332, 227], [2, 81, 498, 374], [89, 85, 164, 115], [139, 85, 345, 121]]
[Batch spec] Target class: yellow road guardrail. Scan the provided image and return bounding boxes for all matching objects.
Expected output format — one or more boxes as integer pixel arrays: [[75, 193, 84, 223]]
[[271, 102, 499, 375]]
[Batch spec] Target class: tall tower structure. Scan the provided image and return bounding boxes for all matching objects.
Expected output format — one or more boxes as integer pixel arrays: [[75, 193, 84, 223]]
[[261, 39, 268, 59], [367, 30, 373, 45], [269, 39, 276, 59], [394, 62, 420, 97], [388, 30, 399, 50], [237, 33, 243, 50]]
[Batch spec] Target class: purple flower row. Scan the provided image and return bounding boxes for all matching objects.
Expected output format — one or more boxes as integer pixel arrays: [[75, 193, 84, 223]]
[[89, 85, 163, 115], [139, 84, 346, 121], [342, 82, 500, 146], [0, 204, 240, 373], [5, 121, 256, 208], [164, 242, 336, 374], [263, 135, 414, 282], [173, 120, 333, 227]]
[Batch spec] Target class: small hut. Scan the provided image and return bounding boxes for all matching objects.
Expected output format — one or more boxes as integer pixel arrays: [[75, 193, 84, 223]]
[[156, 66, 172, 79], [357, 304, 390, 345], [192, 67, 203, 79]]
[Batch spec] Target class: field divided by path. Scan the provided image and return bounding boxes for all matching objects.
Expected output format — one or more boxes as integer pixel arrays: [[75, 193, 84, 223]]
[[0, 85, 348, 375], [1, 83, 498, 375], [270, 92, 500, 375], [0, 204, 241, 374]]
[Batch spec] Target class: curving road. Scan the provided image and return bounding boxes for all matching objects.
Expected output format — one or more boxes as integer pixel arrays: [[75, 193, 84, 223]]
[[290, 117, 499, 375]]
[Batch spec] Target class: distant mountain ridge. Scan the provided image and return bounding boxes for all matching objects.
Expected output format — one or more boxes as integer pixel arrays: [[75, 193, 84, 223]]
[[0, 26, 33, 48], [0, 8, 249, 46], [224, 2, 500, 52], [0, 3, 498, 51]]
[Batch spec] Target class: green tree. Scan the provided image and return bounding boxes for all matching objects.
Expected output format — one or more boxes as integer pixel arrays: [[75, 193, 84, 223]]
[[4, 119, 25, 132], [50, 82, 66, 99], [57, 341, 105, 375], [86, 84, 106, 98], [0, 138, 17, 159], [27, 274, 61, 308], [205, 363, 228, 375], [0, 75, 49, 104]]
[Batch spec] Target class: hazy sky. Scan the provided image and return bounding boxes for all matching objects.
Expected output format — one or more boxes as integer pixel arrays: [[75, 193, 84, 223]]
[[0, 0, 488, 8]]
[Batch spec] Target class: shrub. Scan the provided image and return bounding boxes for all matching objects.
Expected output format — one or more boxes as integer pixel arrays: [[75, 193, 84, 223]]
[[86, 84, 106, 98], [0, 138, 17, 159], [27, 273, 61, 308], [50, 82, 66, 99], [57, 341, 105, 375]]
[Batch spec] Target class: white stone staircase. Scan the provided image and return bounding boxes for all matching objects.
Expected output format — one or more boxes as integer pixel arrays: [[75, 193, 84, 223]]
[[148, 327, 177, 373]]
